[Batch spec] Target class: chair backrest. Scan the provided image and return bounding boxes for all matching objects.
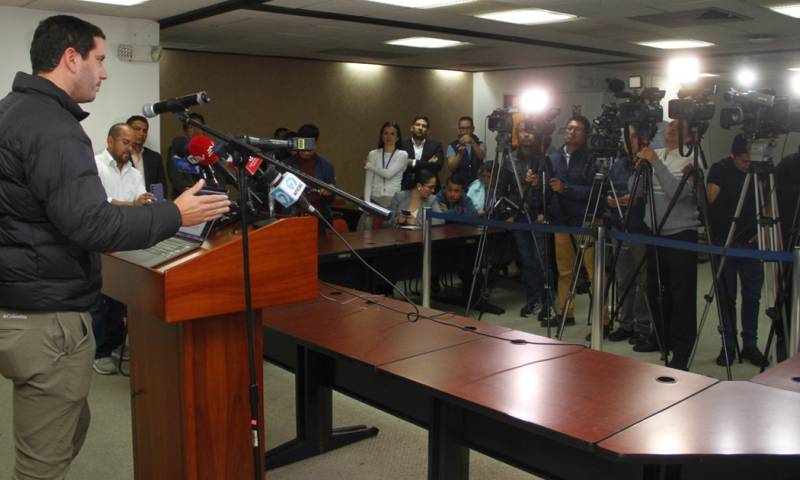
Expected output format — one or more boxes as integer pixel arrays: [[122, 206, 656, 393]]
[[371, 216, 385, 230]]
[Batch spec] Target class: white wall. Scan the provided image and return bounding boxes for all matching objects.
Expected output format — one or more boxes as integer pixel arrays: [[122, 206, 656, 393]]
[[0, 6, 160, 153]]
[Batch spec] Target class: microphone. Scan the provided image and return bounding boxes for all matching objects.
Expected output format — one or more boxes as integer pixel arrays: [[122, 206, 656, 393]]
[[142, 91, 210, 118], [271, 172, 315, 213], [187, 135, 226, 166], [240, 136, 316, 151]]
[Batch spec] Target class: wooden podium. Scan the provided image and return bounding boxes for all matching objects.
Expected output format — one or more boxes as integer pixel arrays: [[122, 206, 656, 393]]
[[101, 217, 318, 480]]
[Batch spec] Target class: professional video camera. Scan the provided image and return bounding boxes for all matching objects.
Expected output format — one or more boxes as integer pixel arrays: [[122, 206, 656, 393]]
[[588, 102, 623, 158], [668, 83, 717, 135], [720, 88, 800, 138], [487, 106, 561, 138], [607, 77, 665, 137]]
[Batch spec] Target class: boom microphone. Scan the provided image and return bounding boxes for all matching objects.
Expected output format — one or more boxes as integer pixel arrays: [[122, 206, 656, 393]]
[[142, 91, 210, 118], [240, 136, 316, 151]]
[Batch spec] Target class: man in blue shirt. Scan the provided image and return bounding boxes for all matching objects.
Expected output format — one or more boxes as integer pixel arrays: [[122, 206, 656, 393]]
[[446, 116, 486, 185], [436, 174, 478, 218]]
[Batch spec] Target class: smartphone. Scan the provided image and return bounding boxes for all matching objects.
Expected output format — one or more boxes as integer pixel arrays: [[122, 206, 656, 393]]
[[150, 183, 164, 201]]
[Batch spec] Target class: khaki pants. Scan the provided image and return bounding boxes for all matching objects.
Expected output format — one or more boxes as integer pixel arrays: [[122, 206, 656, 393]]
[[554, 233, 595, 318], [0, 309, 95, 480]]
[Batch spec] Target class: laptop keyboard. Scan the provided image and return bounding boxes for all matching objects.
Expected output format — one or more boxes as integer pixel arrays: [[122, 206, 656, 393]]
[[143, 237, 194, 256]]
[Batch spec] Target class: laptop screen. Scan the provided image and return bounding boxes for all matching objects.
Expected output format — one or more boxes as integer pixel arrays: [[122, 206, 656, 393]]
[[176, 221, 213, 242]]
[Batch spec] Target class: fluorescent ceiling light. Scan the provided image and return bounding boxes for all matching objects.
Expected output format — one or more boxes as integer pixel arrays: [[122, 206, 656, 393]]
[[768, 4, 800, 18], [386, 37, 466, 48], [367, 0, 476, 8], [636, 40, 714, 49], [788, 67, 800, 72], [699, 73, 720, 77], [475, 8, 577, 25], [78, 0, 149, 5]]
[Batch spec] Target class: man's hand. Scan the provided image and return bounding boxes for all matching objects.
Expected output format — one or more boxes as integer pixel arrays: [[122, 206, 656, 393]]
[[320, 188, 333, 197], [134, 192, 155, 206], [525, 169, 540, 187], [174, 180, 231, 226], [549, 177, 565, 193], [637, 147, 658, 167], [608, 194, 630, 208], [439, 202, 449, 212], [429, 155, 439, 164], [459, 134, 473, 145]]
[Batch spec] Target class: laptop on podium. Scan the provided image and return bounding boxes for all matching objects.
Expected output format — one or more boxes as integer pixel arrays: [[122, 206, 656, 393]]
[[113, 220, 214, 268]]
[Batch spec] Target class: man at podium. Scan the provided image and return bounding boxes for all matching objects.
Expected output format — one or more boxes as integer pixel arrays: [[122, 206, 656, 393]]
[[0, 15, 230, 480]]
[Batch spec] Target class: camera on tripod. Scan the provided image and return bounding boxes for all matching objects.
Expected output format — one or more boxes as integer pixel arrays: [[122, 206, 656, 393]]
[[668, 84, 717, 131], [487, 106, 560, 137], [588, 102, 623, 158], [720, 88, 800, 138]]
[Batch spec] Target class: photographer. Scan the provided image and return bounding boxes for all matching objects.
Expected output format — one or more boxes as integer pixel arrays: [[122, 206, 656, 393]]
[[607, 125, 653, 349], [496, 120, 551, 317], [446, 116, 486, 184], [707, 135, 768, 367], [636, 119, 699, 370], [548, 115, 596, 325]]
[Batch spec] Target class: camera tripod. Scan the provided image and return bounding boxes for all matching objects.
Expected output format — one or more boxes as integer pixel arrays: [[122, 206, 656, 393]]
[[553, 152, 625, 340], [465, 131, 556, 329], [690, 139, 784, 370]]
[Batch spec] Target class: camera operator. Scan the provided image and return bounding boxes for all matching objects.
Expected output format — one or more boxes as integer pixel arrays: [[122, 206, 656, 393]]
[[447, 116, 486, 184], [607, 125, 654, 349], [635, 119, 699, 370], [548, 115, 595, 326], [496, 120, 551, 317], [706, 134, 768, 367]]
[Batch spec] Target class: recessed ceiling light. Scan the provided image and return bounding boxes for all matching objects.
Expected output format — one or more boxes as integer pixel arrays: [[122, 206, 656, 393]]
[[699, 73, 720, 77], [475, 8, 577, 25], [78, 0, 149, 5], [636, 40, 714, 49], [788, 67, 800, 72], [768, 4, 800, 18], [385, 37, 467, 48], [366, 0, 476, 8]]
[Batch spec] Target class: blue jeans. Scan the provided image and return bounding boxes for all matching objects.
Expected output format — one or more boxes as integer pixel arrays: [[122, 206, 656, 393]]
[[89, 294, 126, 359], [512, 229, 546, 307], [719, 246, 764, 349]]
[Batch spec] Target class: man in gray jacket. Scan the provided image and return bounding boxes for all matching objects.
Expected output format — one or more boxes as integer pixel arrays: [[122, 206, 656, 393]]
[[0, 15, 229, 479]]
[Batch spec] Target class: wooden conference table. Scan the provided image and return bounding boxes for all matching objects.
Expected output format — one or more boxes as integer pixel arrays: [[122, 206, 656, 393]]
[[316, 224, 509, 292], [261, 283, 800, 479]]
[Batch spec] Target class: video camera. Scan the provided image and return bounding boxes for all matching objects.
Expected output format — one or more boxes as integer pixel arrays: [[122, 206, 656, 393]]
[[720, 88, 800, 138], [668, 83, 717, 135], [487, 106, 561, 138]]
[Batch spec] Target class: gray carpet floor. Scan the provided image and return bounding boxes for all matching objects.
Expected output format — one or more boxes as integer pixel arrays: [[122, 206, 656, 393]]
[[0, 265, 779, 479]]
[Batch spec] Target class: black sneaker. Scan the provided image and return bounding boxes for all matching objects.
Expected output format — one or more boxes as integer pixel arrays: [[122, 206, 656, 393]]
[[740, 346, 769, 367], [632, 335, 659, 352], [667, 355, 689, 371], [629, 333, 647, 345], [608, 328, 633, 342], [715, 347, 736, 367]]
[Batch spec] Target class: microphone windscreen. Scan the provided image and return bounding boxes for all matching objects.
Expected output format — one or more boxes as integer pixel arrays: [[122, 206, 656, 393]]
[[187, 135, 218, 166]]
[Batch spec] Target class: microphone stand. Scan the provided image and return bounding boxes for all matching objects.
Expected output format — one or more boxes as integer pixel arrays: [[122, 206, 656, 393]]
[[176, 111, 390, 479]]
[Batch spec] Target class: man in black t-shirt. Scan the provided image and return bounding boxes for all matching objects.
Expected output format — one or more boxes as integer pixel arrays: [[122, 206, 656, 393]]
[[707, 135, 767, 367]]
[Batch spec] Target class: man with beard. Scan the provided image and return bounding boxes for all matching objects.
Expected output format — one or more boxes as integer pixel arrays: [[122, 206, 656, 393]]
[[447, 116, 486, 185], [497, 120, 550, 317], [127, 115, 167, 196], [399, 115, 445, 190]]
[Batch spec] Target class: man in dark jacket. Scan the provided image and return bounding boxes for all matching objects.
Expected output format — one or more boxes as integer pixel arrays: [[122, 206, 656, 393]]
[[399, 115, 445, 189], [127, 114, 168, 196], [0, 15, 229, 479], [548, 115, 597, 325]]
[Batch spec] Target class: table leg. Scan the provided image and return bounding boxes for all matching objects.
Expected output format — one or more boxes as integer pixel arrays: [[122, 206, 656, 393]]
[[428, 399, 469, 480], [265, 347, 380, 469]]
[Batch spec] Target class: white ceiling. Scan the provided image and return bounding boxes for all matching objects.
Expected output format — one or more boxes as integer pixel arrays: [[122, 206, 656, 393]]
[[5, 0, 800, 73]]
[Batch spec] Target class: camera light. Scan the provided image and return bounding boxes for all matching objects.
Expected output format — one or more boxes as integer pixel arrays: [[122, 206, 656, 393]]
[[520, 89, 550, 113], [668, 57, 699, 84], [790, 74, 800, 97], [737, 68, 757, 88]]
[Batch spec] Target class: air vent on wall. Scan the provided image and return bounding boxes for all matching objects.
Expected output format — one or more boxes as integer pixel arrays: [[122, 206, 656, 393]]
[[629, 8, 751, 28]]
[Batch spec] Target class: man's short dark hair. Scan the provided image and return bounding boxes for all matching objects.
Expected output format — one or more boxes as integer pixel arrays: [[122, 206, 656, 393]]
[[30, 15, 105, 75], [447, 174, 467, 188], [412, 115, 430, 127], [273, 127, 289, 138], [416, 168, 437, 187], [732, 134, 748, 156], [478, 161, 493, 175], [297, 123, 320, 140], [568, 115, 591, 134], [126, 115, 148, 126], [458, 116, 474, 128], [182, 112, 205, 131], [107, 122, 131, 139]]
